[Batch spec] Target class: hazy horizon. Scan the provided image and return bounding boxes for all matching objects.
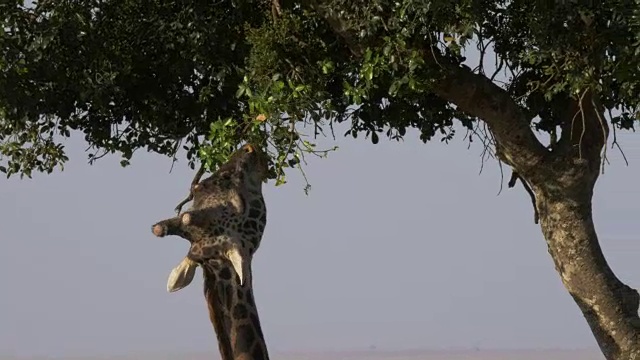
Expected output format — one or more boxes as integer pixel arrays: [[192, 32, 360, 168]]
[[1, 348, 607, 360]]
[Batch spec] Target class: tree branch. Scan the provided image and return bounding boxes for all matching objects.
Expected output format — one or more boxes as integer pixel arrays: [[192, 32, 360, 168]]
[[174, 163, 206, 214], [430, 65, 548, 175], [310, 3, 548, 177]]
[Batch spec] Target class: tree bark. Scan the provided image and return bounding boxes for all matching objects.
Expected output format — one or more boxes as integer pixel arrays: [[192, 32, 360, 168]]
[[531, 159, 640, 360]]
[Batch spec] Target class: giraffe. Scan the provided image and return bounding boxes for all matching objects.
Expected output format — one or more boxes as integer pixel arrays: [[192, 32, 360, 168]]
[[151, 143, 270, 360]]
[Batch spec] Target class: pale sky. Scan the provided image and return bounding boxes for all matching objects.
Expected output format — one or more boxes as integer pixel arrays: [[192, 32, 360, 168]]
[[1, 122, 640, 358]]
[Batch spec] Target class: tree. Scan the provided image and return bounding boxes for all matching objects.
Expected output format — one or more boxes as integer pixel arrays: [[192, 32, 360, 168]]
[[2, 0, 639, 359]]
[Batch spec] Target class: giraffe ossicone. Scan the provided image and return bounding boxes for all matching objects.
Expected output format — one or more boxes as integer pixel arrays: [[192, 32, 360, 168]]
[[166, 246, 247, 292], [226, 246, 249, 286], [167, 256, 198, 293]]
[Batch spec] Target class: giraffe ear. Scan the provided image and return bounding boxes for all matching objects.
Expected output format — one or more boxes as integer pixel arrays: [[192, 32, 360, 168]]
[[225, 247, 250, 286], [166, 257, 198, 293]]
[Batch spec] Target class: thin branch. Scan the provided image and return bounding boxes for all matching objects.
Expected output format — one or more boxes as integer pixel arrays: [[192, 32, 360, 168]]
[[271, 0, 282, 21], [496, 157, 505, 196], [591, 96, 609, 174], [490, 55, 505, 83], [174, 163, 206, 214], [568, 89, 589, 159], [169, 138, 183, 174], [474, 33, 487, 75]]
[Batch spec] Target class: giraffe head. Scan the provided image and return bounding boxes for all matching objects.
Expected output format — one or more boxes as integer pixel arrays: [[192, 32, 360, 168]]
[[154, 143, 269, 293], [214, 143, 268, 190]]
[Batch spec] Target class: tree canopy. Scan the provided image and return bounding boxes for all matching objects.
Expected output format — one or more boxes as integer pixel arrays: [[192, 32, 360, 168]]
[[1, 0, 637, 181]]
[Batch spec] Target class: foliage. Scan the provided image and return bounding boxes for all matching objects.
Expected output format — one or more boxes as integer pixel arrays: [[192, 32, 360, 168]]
[[1, 0, 638, 181]]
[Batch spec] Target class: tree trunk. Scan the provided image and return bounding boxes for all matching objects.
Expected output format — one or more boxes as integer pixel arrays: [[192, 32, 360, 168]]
[[532, 159, 640, 360]]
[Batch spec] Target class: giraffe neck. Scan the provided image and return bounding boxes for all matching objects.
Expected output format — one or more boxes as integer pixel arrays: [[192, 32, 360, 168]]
[[203, 264, 269, 360]]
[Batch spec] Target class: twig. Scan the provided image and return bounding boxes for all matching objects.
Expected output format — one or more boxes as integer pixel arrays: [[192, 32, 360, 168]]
[[496, 156, 505, 196], [570, 89, 589, 159], [169, 138, 183, 174], [591, 96, 608, 174], [490, 56, 504, 83], [474, 33, 486, 75], [609, 109, 629, 167], [174, 163, 206, 214]]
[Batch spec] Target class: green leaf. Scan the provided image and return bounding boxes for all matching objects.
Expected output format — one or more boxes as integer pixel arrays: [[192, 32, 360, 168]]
[[364, 65, 373, 81], [371, 132, 379, 144], [235, 86, 246, 98]]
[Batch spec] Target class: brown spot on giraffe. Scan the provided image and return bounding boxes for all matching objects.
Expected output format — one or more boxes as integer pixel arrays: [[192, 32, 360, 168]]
[[151, 143, 270, 360]]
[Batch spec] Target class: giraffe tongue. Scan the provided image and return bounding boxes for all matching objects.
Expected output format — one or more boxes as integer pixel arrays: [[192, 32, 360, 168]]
[[166, 257, 198, 293]]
